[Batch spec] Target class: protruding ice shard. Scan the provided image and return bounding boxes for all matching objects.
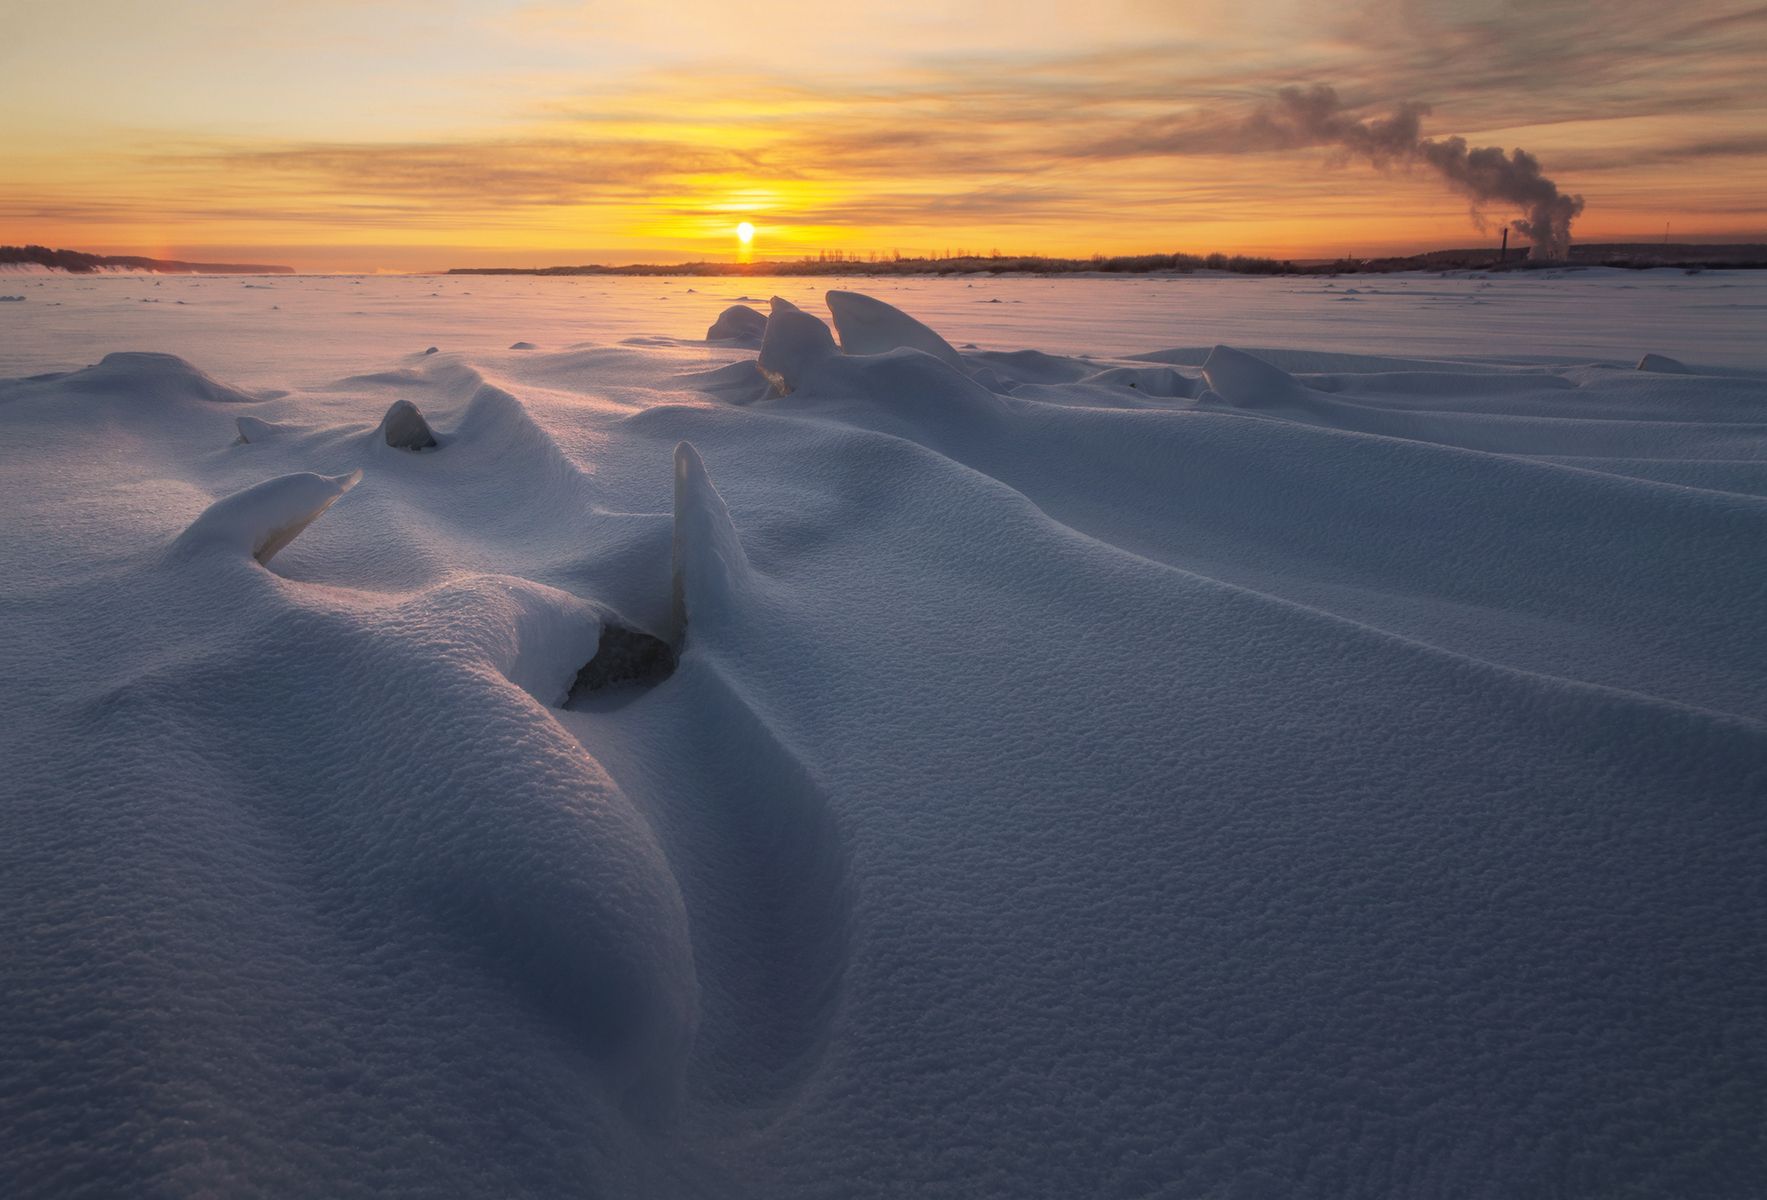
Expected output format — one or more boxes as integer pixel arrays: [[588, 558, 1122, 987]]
[[826, 290, 966, 370], [756, 308, 838, 396], [234, 416, 288, 444], [171, 470, 363, 565], [669, 442, 751, 642], [1201, 345, 1305, 407]]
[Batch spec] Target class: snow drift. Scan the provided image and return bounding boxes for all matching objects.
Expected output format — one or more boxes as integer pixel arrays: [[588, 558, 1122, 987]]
[[2, 280, 1764, 1199]]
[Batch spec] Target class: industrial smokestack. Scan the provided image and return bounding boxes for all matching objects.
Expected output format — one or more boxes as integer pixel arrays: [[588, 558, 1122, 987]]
[[1500, 227, 1509, 263], [1243, 85, 1585, 261]]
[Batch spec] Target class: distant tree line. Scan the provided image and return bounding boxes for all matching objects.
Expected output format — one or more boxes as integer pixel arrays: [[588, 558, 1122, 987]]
[[449, 250, 1298, 277]]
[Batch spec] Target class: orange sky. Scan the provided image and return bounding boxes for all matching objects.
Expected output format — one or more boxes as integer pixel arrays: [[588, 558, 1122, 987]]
[[3, 0, 1765, 272]]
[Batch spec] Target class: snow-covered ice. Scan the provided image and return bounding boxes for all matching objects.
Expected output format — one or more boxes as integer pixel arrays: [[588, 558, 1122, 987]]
[[2, 272, 1764, 1197]]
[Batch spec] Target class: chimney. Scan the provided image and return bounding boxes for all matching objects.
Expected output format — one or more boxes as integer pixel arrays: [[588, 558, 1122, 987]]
[[1499, 227, 1509, 264]]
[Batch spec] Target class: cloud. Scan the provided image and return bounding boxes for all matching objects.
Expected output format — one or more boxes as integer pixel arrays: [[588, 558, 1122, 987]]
[[5, 0, 1763, 259], [193, 137, 757, 207], [1550, 133, 1767, 172]]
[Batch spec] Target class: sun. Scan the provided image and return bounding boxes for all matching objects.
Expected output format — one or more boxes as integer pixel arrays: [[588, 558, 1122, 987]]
[[736, 221, 755, 245]]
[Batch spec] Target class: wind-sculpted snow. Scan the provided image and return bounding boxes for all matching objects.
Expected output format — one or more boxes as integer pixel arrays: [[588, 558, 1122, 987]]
[[2, 287, 1765, 1199], [2, 350, 264, 405]]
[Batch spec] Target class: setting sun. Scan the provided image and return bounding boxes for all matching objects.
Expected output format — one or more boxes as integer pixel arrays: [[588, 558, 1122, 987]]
[[736, 221, 756, 245]]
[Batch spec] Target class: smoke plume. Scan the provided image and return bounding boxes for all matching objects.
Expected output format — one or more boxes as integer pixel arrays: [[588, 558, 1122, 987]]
[[1245, 85, 1585, 260]]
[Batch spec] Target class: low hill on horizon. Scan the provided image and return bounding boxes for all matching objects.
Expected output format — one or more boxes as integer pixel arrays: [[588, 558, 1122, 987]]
[[1, 244, 294, 275]]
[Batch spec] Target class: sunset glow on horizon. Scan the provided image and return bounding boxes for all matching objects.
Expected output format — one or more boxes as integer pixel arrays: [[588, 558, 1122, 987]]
[[3, 0, 1764, 272]]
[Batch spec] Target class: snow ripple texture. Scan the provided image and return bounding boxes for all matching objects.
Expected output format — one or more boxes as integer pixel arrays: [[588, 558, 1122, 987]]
[[1, 277, 1764, 1199]]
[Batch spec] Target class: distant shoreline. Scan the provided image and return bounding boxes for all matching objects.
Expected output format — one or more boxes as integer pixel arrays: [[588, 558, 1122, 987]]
[[7, 241, 1764, 279], [449, 252, 1292, 278], [448, 244, 1767, 278]]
